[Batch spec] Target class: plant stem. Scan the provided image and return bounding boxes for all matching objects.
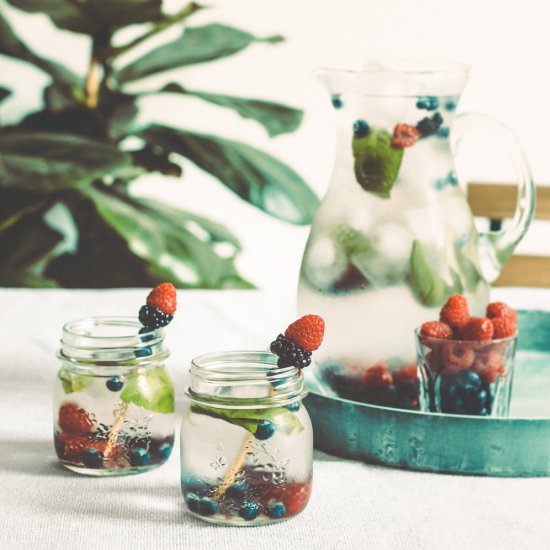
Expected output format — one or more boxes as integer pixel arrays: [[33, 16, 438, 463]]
[[112, 2, 204, 58], [85, 55, 100, 108]]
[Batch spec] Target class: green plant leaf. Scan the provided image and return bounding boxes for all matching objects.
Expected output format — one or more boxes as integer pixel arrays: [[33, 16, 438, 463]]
[[81, 185, 254, 288], [0, 12, 81, 93], [161, 83, 303, 138], [59, 370, 91, 394], [140, 124, 319, 224], [120, 366, 175, 414], [7, 0, 164, 35], [409, 240, 463, 306], [0, 131, 133, 191], [191, 403, 303, 435], [352, 128, 404, 198], [116, 23, 281, 83], [0, 86, 12, 104]]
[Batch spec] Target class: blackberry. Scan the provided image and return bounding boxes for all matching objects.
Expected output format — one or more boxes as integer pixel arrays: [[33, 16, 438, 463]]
[[138, 304, 173, 329], [353, 119, 370, 137], [270, 334, 311, 369], [416, 112, 443, 137]]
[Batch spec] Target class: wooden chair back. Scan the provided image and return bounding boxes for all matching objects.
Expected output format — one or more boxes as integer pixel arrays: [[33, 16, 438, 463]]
[[467, 183, 550, 287]]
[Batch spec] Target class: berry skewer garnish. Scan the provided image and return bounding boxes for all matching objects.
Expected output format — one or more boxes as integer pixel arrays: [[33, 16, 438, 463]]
[[104, 283, 177, 459], [212, 315, 325, 500]]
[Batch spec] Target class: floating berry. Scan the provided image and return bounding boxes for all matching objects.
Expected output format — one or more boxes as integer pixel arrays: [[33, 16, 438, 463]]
[[362, 363, 393, 387], [139, 305, 173, 329], [285, 314, 325, 352], [491, 317, 517, 339], [486, 301, 517, 322], [416, 112, 443, 136], [460, 317, 494, 341], [353, 119, 370, 137], [197, 497, 219, 516], [81, 447, 104, 468], [129, 447, 151, 467], [392, 124, 421, 148], [474, 349, 505, 383], [254, 419, 275, 440], [439, 294, 470, 331], [139, 326, 156, 342], [134, 346, 153, 358], [416, 96, 439, 111], [419, 321, 453, 340], [270, 334, 312, 369], [58, 402, 95, 435], [436, 126, 450, 138], [280, 482, 311, 516], [285, 402, 300, 412], [185, 492, 200, 513], [239, 501, 262, 521], [332, 94, 343, 109], [106, 376, 124, 392], [147, 282, 177, 315], [266, 502, 286, 518], [444, 99, 457, 111]]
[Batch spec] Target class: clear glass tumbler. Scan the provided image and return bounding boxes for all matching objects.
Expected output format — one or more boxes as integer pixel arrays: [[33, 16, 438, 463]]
[[54, 316, 175, 475], [181, 351, 313, 525], [415, 330, 517, 416]]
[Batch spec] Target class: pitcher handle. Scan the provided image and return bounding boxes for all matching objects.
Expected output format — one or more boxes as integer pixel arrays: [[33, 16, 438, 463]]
[[451, 112, 536, 283]]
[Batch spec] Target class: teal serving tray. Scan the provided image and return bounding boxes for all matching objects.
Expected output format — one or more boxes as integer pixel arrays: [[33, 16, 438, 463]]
[[304, 310, 550, 477]]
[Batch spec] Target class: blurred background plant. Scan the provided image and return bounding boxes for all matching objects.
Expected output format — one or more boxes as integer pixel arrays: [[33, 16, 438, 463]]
[[0, 0, 319, 288]]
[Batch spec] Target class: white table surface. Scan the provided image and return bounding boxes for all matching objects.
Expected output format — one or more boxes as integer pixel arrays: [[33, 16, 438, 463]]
[[1, 287, 550, 550]]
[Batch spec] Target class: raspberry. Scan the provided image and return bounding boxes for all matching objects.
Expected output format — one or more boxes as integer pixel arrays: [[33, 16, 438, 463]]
[[425, 349, 445, 374], [439, 294, 469, 330], [59, 435, 107, 463], [441, 342, 475, 373], [416, 112, 443, 136], [361, 363, 393, 388], [260, 481, 312, 517], [486, 301, 517, 322], [491, 317, 517, 339], [284, 314, 325, 352], [270, 334, 311, 369], [139, 305, 173, 329], [474, 349, 505, 383], [146, 282, 177, 315], [460, 317, 494, 341], [58, 402, 95, 435], [419, 321, 453, 340], [392, 124, 421, 148]]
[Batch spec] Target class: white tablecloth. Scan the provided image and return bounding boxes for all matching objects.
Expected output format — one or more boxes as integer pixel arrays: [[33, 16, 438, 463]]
[[1, 288, 550, 550]]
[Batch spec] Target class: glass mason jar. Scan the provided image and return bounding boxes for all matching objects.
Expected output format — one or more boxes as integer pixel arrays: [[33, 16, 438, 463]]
[[181, 351, 313, 525], [54, 316, 175, 476]]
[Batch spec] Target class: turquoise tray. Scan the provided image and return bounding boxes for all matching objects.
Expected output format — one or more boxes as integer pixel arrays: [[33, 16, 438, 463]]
[[304, 310, 550, 477]]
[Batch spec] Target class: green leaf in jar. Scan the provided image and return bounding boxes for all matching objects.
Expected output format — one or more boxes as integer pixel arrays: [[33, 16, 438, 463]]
[[59, 370, 91, 394], [190, 403, 303, 436], [409, 240, 463, 306], [120, 366, 175, 414], [352, 128, 404, 198]]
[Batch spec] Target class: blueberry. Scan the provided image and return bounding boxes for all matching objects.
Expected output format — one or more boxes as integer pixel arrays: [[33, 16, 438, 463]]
[[416, 96, 439, 111], [129, 447, 151, 467], [440, 369, 492, 415], [106, 376, 124, 392], [181, 477, 210, 497], [285, 402, 300, 412], [266, 502, 286, 518], [353, 119, 370, 137], [134, 346, 152, 358], [81, 448, 103, 468], [436, 126, 450, 138], [444, 99, 457, 111], [254, 419, 275, 440], [331, 94, 343, 109], [158, 442, 172, 460], [139, 326, 155, 342], [185, 492, 200, 513], [226, 482, 247, 500], [239, 501, 261, 521], [197, 497, 219, 516]]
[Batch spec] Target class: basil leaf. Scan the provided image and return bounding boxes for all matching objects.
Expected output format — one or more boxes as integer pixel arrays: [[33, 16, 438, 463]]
[[59, 370, 91, 394], [120, 366, 175, 414], [352, 128, 404, 198], [191, 403, 303, 436]]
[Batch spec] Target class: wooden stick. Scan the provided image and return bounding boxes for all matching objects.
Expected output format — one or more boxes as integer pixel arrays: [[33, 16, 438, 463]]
[[104, 402, 128, 458]]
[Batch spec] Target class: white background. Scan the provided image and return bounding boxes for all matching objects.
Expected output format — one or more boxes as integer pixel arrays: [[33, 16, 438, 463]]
[[1, 0, 549, 291]]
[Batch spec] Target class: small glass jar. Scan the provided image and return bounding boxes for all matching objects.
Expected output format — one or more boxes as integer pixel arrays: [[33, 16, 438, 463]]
[[181, 351, 313, 525], [54, 316, 175, 476]]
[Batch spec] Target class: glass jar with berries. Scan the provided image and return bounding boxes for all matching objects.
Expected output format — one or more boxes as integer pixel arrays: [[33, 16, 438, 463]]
[[180, 315, 324, 525], [54, 284, 178, 475]]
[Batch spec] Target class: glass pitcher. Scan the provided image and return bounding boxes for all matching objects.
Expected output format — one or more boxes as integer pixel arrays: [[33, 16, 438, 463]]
[[297, 61, 535, 408]]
